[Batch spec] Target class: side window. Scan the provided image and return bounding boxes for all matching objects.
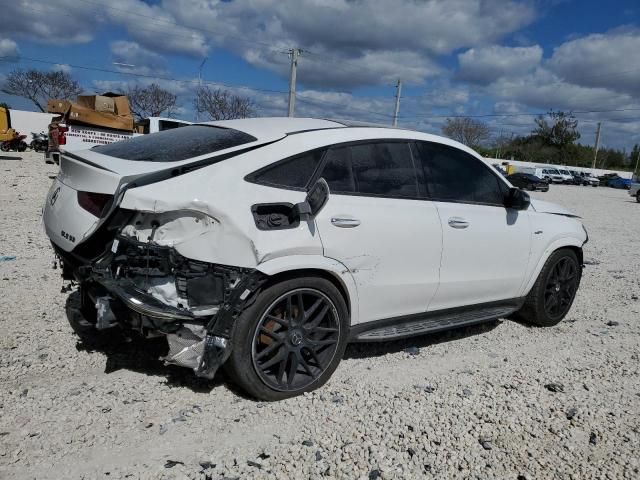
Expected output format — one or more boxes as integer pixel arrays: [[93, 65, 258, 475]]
[[319, 146, 355, 193], [249, 149, 325, 190], [417, 142, 506, 205], [350, 142, 418, 197]]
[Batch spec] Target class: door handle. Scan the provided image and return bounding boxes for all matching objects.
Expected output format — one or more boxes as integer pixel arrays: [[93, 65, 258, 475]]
[[448, 217, 470, 229], [331, 217, 361, 228]]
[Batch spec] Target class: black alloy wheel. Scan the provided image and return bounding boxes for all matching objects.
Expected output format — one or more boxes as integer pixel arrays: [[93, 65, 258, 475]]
[[516, 249, 581, 327], [251, 288, 341, 392], [543, 256, 579, 321]]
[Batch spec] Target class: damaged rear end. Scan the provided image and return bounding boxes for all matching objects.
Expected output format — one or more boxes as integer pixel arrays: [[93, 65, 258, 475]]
[[43, 124, 282, 379], [84, 231, 268, 378]]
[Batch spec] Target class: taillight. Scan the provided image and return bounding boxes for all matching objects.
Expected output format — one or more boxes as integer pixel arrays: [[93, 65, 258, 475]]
[[77, 191, 113, 217], [57, 124, 68, 146]]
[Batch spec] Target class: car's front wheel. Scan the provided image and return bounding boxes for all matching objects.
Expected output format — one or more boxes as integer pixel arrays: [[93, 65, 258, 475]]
[[516, 249, 581, 327], [225, 276, 349, 400]]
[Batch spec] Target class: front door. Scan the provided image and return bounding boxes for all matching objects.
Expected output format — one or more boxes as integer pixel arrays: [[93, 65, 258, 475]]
[[313, 141, 443, 324], [414, 141, 531, 311]]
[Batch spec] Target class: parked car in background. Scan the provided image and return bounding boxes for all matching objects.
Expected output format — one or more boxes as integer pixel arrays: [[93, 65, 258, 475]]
[[518, 167, 558, 184], [568, 170, 584, 185], [582, 172, 600, 187], [557, 168, 575, 184], [600, 174, 633, 189], [42, 117, 588, 400], [629, 183, 640, 202], [507, 173, 549, 192], [540, 168, 565, 184]]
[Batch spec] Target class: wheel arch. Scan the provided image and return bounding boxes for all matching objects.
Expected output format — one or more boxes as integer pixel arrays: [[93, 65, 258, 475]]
[[256, 255, 359, 325], [521, 238, 584, 296]]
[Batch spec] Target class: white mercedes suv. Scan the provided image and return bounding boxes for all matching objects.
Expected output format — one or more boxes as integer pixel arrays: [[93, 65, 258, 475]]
[[43, 118, 587, 400]]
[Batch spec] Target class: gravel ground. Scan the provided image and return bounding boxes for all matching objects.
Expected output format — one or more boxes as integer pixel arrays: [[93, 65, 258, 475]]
[[1, 151, 639, 480]]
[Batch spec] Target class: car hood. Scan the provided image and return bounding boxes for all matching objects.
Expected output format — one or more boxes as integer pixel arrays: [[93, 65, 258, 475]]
[[529, 198, 580, 218]]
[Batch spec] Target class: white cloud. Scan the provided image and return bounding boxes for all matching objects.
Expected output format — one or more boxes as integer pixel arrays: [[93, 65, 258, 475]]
[[0, 38, 19, 59], [51, 63, 72, 74], [162, 0, 535, 88], [110, 41, 167, 75], [457, 45, 543, 84], [5, 0, 535, 89], [547, 29, 640, 96], [2, 1, 98, 44]]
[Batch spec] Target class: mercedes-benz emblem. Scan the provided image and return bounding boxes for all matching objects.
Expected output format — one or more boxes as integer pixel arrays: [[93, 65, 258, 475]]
[[50, 186, 61, 206], [290, 331, 303, 346]]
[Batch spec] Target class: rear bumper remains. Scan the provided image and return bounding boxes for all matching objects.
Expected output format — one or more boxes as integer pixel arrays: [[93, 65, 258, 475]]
[[55, 234, 268, 379]]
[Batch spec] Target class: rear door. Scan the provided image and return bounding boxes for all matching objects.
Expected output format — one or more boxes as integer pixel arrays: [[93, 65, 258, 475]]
[[414, 142, 531, 311], [313, 141, 443, 324]]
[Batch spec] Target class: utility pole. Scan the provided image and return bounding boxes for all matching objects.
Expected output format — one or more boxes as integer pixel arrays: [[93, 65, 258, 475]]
[[287, 48, 301, 117], [196, 57, 207, 122], [495, 128, 504, 159], [392, 79, 402, 127], [592, 122, 601, 169]]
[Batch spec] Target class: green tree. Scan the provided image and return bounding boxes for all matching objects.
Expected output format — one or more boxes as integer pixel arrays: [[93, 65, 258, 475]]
[[533, 110, 580, 146], [532, 111, 580, 164]]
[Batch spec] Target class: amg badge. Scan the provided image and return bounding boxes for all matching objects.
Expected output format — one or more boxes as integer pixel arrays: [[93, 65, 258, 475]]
[[61, 230, 76, 243]]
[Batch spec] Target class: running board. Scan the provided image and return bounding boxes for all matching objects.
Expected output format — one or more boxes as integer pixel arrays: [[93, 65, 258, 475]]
[[349, 299, 524, 342]]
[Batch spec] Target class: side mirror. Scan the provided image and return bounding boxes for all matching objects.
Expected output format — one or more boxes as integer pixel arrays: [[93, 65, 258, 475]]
[[292, 178, 330, 221], [505, 187, 530, 210]]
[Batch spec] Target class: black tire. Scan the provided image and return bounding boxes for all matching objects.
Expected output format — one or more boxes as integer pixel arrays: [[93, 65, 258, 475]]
[[636, 191, 640, 203], [17, 141, 27, 152], [516, 249, 581, 327], [0, 143, 9, 152], [225, 276, 349, 400], [527, 183, 536, 191]]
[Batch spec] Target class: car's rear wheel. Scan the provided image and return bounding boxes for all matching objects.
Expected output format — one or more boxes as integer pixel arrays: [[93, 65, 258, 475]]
[[636, 191, 640, 203], [225, 276, 349, 400], [516, 249, 581, 327], [527, 183, 536, 191]]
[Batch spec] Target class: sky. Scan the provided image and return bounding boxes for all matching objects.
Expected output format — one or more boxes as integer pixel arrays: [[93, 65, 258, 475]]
[[0, 0, 639, 151]]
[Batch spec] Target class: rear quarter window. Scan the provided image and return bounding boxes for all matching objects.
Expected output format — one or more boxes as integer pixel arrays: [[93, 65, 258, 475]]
[[92, 125, 256, 162], [247, 149, 325, 190]]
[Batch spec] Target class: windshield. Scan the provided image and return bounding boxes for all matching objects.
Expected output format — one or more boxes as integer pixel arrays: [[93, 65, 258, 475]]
[[92, 125, 257, 162], [559, 169, 570, 175], [547, 169, 560, 174]]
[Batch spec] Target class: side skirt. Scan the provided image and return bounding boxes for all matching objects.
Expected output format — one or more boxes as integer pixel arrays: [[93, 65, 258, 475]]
[[348, 298, 525, 342]]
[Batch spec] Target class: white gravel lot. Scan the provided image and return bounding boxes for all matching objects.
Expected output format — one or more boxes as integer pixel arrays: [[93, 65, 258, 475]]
[[1, 151, 639, 480]]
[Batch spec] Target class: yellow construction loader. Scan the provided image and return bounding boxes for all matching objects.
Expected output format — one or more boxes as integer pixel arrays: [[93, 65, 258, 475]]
[[0, 106, 18, 142]]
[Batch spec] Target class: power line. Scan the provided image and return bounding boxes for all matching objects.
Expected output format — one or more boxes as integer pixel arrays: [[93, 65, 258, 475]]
[[400, 107, 640, 119], [295, 94, 393, 119], [2, 55, 639, 124], [0, 55, 288, 95]]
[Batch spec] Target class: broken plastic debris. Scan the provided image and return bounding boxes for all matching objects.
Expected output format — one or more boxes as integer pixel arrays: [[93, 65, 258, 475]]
[[0, 255, 16, 262]]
